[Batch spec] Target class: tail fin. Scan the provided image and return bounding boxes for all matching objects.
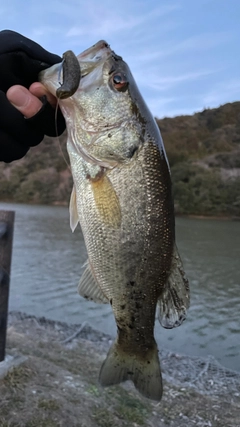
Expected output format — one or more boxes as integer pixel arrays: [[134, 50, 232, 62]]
[[99, 339, 162, 401]]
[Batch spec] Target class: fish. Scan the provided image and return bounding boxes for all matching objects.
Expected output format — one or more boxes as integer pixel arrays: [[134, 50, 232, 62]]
[[39, 41, 190, 401]]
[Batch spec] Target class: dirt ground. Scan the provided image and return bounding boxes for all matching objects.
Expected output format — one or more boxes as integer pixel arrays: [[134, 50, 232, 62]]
[[0, 312, 239, 427]]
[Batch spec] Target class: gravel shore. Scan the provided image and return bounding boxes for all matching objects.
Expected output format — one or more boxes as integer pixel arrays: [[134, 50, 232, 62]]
[[0, 311, 239, 427]]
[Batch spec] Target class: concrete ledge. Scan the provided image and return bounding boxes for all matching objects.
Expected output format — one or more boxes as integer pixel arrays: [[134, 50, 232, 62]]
[[0, 354, 28, 380]]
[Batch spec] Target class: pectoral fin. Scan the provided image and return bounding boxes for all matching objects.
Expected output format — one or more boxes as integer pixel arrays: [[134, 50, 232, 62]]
[[90, 172, 121, 228], [158, 244, 190, 329], [69, 185, 79, 232], [78, 261, 108, 304]]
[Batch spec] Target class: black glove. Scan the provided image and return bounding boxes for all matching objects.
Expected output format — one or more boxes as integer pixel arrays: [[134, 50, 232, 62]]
[[0, 30, 66, 162]]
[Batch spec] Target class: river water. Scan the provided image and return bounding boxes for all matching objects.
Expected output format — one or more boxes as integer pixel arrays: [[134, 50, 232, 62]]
[[1, 202, 239, 372]]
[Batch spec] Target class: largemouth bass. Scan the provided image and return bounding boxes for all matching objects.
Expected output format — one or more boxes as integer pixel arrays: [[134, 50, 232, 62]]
[[40, 41, 190, 401]]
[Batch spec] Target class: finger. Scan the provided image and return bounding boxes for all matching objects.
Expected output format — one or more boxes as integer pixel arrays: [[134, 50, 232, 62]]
[[6, 85, 43, 118], [29, 82, 57, 108]]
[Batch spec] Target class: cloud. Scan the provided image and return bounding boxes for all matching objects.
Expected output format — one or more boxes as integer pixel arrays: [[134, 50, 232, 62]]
[[29, 27, 62, 38], [145, 93, 205, 118], [130, 31, 233, 63], [146, 96, 176, 117], [201, 79, 240, 107], [66, 16, 142, 38], [65, 3, 180, 39], [173, 31, 233, 52], [134, 69, 216, 92]]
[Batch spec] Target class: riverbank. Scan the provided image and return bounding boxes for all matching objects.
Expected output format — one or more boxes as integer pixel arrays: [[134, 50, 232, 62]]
[[1, 312, 239, 427]]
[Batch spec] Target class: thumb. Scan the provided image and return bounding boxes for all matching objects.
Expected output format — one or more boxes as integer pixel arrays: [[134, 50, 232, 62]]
[[6, 85, 43, 118]]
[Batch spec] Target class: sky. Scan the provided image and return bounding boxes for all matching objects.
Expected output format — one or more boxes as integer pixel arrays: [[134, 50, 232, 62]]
[[1, 0, 240, 118]]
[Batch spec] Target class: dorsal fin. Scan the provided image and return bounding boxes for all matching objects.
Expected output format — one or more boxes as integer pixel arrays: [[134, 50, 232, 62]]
[[158, 244, 190, 329]]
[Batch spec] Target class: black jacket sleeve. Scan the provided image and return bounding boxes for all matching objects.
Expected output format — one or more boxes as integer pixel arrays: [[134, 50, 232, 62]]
[[0, 30, 66, 162]]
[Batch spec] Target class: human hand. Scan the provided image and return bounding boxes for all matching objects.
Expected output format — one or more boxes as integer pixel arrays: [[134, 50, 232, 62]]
[[0, 30, 65, 162], [7, 83, 57, 119]]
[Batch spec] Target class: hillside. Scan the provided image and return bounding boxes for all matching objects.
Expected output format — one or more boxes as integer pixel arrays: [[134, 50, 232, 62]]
[[0, 101, 239, 216], [157, 102, 240, 216], [0, 132, 72, 205]]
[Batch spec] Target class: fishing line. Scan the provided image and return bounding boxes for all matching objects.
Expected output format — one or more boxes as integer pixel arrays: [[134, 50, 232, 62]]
[[54, 61, 71, 170]]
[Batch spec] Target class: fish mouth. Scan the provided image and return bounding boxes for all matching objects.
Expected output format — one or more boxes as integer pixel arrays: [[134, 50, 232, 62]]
[[77, 40, 122, 63], [39, 40, 113, 96], [55, 42, 114, 99], [77, 40, 111, 61], [77, 40, 117, 78], [39, 40, 120, 97]]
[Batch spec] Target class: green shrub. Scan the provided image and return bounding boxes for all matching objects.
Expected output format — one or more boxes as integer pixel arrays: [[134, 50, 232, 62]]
[[172, 162, 240, 216]]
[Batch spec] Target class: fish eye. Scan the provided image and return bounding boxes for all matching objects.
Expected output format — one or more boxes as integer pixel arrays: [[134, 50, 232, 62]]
[[112, 73, 128, 92]]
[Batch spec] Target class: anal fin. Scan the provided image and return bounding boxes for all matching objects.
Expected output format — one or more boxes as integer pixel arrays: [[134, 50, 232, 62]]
[[78, 261, 108, 304], [158, 244, 190, 329]]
